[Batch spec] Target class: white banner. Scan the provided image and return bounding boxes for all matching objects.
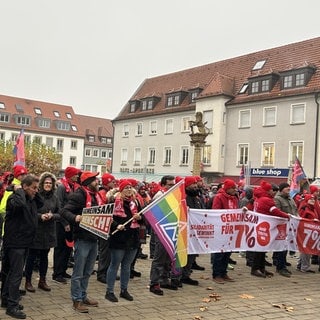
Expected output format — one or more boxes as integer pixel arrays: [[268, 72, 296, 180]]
[[188, 209, 289, 254]]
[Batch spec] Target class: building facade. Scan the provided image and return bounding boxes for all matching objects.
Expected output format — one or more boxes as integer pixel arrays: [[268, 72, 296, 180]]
[[112, 37, 320, 184]]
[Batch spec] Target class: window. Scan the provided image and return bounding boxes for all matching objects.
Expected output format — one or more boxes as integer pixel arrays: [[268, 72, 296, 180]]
[[121, 148, 128, 165], [174, 95, 179, 105], [57, 139, 64, 152], [101, 150, 107, 158], [202, 145, 211, 165], [0, 102, 5, 109], [123, 124, 129, 137], [93, 149, 99, 157], [85, 148, 92, 157], [263, 106, 276, 126], [56, 121, 70, 131], [296, 73, 305, 86], [70, 156, 76, 166], [239, 83, 248, 94], [252, 60, 266, 70], [88, 135, 95, 142], [238, 144, 249, 165], [15, 104, 23, 112], [181, 117, 191, 132], [71, 125, 78, 131], [53, 111, 60, 117], [134, 148, 141, 165], [16, 116, 31, 126], [289, 141, 303, 166], [191, 91, 198, 102], [164, 147, 172, 165], [0, 132, 5, 140], [46, 137, 53, 147], [262, 142, 275, 166], [148, 147, 156, 165], [136, 122, 143, 136], [251, 81, 259, 93], [34, 107, 42, 115], [71, 140, 77, 150], [11, 133, 18, 142], [106, 138, 112, 144], [165, 119, 174, 134], [203, 110, 213, 133], [142, 101, 147, 111], [0, 113, 9, 123], [38, 118, 50, 128], [33, 136, 42, 144], [167, 96, 173, 107], [239, 110, 251, 128], [180, 146, 189, 165], [290, 103, 305, 124], [101, 137, 107, 144], [150, 121, 157, 135], [147, 100, 153, 110], [24, 135, 31, 144], [284, 75, 293, 88], [261, 79, 269, 92], [66, 112, 72, 119], [130, 103, 136, 113]]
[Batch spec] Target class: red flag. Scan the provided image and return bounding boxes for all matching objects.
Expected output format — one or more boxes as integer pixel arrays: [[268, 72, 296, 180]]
[[13, 128, 25, 166]]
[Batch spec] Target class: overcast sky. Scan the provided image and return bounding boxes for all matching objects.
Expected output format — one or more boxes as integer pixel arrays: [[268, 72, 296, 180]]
[[0, 0, 319, 120]]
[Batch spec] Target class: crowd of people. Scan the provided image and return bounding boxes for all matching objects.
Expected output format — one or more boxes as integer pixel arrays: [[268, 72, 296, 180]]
[[0, 166, 319, 319]]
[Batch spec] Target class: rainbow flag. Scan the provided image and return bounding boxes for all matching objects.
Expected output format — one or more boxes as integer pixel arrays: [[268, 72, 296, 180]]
[[141, 180, 188, 269], [13, 128, 25, 166]]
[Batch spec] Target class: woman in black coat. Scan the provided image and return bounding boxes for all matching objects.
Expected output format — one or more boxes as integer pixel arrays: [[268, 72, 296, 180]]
[[24, 172, 60, 292]]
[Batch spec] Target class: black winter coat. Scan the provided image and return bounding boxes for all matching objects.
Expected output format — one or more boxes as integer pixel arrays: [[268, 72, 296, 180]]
[[61, 187, 99, 242], [3, 188, 43, 248]]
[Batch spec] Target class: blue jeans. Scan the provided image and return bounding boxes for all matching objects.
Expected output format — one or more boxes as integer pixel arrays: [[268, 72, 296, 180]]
[[211, 252, 231, 278], [71, 239, 98, 302], [107, 248, 137, 293]]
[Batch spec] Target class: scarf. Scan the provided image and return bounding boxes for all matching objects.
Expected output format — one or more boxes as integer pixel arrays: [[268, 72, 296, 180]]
[[113, 194, 140, 228], [60, 177, 74, 193], [82, 186, 103, 208]]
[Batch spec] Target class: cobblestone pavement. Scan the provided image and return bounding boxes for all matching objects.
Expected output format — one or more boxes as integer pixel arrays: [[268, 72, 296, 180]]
[[1, 247, 320, 320]]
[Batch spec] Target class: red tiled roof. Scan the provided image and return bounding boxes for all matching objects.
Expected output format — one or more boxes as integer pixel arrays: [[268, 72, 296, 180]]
[[114, 37, 320, 121]]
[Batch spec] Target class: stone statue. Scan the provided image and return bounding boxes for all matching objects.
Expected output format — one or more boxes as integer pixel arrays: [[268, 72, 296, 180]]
[[189, 111, 209, 134]]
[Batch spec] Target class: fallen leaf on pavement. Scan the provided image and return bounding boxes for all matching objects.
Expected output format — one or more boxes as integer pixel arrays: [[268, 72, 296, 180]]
[[202, 298, 211, 303], [194, 316, 203, 320], [304, 298, 312, 301], [206, 286, 214, 290], [239, 294, 254, 299], [199, 305, 208, 311]]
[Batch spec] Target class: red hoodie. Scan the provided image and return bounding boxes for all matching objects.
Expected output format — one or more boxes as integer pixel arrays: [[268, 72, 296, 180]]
[[212, 188, 239, 209], [253, 187, 289, 219]]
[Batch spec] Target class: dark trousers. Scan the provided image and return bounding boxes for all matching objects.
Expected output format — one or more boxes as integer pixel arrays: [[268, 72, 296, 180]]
[[272, 251, 287, 270], [25, 248, 50, 280], [1, 247, 27, 309], [96, 238, 111, 281], [53, 222, 72, 277], [182, 254, 197, 279], [211, 252, 231, 278], [251, 252, 265, 272]]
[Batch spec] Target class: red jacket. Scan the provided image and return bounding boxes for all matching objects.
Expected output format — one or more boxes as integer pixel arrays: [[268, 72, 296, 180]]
[[253, 187, 289, 219], [212, 188, 239, 209]]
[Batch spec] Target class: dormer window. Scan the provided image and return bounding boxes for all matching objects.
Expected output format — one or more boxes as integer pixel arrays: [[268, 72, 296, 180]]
[[71, 125, 78, 131], [88, 135, 95, 142], [189, 88, 203, 103], [15, 115, 31, 126], [0, 102, 5, 109], [53, 111, 60, 117], [129, 100, 140, 113], [140, 97, 160, 111], [239, 83, 248, 94], [248, 73, 279, 94], [280, 66, 315, 90], [166, 90, 188, 107], [66, 112, 72, 119]]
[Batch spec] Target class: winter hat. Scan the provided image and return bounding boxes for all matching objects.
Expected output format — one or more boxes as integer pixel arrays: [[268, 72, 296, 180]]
[[184, 176, 198, 188], [119, 180, 132, 192], [80, 171, 99, 186], [13, 165, 28, 178], [260, 181, 272, 192], [195, 175, 203, 182], [127, 178, 138, 187], [175, 176, 183, 183], [65, 166, 81, 179], [101, 173, 115, 186], [223, 179, 236, 191], [310, 185, 319, 194]]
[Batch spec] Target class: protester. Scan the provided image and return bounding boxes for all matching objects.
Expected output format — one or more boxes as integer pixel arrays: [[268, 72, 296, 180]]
[[53, 166, 81, 284], [105, 180, 142, 302], [24, 172, 60, 293], [96, 173, 117, 284], [1, 174, 42, 319], [149, 175, 177, 295], [251, 181, 290, 278], [61, 171, 101, 313], [211, 179, 238, 284]]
